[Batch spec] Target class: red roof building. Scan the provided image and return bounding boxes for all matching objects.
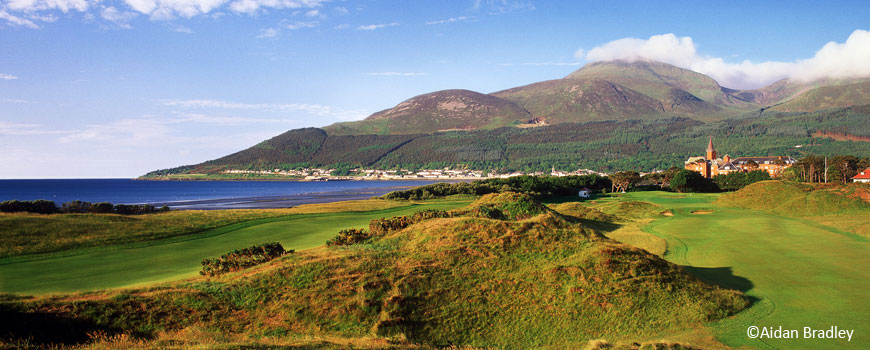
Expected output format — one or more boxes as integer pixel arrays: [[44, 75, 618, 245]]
[[853, 168, 870, 183]]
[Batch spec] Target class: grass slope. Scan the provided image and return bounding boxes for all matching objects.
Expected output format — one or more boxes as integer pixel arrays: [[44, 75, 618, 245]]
[[0, 198, 472, 295], [1, 193, 747, 349], [599, 191, 870, 349]]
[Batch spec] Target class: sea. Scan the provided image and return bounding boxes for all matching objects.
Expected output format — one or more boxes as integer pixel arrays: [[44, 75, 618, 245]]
[[0, 179, 450, 210]]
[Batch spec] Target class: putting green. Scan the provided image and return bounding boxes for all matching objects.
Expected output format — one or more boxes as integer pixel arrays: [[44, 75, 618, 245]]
[[606, 192, 870, 350], [0, 199, 470, 295]]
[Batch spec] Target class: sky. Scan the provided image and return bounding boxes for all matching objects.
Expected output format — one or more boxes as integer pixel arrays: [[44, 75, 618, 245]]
[[1, 0, 869, 178]]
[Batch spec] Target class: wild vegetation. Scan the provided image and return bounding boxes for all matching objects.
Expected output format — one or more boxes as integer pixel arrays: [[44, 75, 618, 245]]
[[0, 192, 749, 349], [0, 200, 169, 215], [200, 242, 288, 276]]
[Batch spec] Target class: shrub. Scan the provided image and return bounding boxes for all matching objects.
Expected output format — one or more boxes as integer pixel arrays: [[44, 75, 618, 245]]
[[670, 170, 719, 193], [368, 210, 453, 235], [90, 202, 115, 213], [326, 228, 372, 246], [0, 200, 59, 214], [61, 200, 91, 213], [200, 242, 288, 276]]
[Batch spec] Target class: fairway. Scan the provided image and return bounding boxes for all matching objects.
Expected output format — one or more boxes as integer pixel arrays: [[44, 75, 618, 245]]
[[599, 192, 870, 349], [0, 199, 470, 295]]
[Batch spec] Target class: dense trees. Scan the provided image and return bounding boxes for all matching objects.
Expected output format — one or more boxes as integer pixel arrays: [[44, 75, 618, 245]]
[[609, 171, 641, 193], [670, 170, 718, 193], [713, 170, 771, 191], [144, 106, 870, 176], [785, 154, 870, 183]]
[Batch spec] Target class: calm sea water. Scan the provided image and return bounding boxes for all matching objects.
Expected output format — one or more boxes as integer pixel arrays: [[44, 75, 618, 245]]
[[0, 179, 445, 209]]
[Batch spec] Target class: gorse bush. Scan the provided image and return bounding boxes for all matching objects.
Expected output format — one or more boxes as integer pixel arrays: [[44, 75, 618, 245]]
[[325, 228, 372, 246], [382, 175, 611, 200], [200, 242, 288, 276], [368, 209, 453, 235], [0, 200, 59, 214], [0, 200, 169, 215]]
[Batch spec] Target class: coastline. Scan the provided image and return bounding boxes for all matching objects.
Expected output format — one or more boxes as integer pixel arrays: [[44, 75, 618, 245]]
[[150, 185, 421, 210]]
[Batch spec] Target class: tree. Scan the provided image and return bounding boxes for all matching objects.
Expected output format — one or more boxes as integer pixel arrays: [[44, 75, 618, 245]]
[[609, 171, 641, 193], [670, 170, 718, 193]]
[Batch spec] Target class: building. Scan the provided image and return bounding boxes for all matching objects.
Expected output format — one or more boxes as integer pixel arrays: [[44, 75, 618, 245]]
[[853, 168, 870, 183], [684, 137, 795, 178]]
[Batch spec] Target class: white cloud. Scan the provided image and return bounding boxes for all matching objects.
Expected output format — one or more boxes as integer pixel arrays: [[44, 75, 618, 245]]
[[101, 6, 138, 29], [426, 16, 475, 25], [0, 73, 19, 80], [333, 23, 347, 30], [498, 62, 582, 67], [304, 9, 320, 17], [173, 112, 297, 125], [356, 22, 398, 31], [283, 20, 316, 29], [580, 30, 870, 89], [0, 121, 73, 135], [257, 27, 278, 38], [472, 0, 534, 15], [160, 98, 368, 120], [361, 72, 427, 77], [6, 0, 90, 13], [0, 9, 39, 28], [228, 0, 327, 15]]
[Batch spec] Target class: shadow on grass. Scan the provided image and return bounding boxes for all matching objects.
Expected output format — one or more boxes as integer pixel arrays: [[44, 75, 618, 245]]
[[681, 266, 761, 307], [681, 266, 753, 292], [0, 303, 125, 346]]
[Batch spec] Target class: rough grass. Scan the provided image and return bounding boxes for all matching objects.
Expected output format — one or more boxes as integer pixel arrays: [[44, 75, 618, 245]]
[[0, 199, 413, 258], [716, 181, 870, 237], [1, 194, 748, 349], [0, 198, 472, 295], [715, 180, 870, 216]]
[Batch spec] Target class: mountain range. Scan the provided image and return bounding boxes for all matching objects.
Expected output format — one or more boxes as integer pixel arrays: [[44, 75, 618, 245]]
[[145, 59, 870, 176]]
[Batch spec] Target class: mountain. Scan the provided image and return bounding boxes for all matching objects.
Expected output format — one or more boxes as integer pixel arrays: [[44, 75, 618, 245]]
[[489, 78, 670, 124], [145, 60, 870, 176], [564, 60, 746, 107], [323, 89, 531, 135], [771, 80, 870, 112]]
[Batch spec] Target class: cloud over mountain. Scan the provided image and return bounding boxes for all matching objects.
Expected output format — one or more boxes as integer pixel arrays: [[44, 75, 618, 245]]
[[578, 30, 870, 89]]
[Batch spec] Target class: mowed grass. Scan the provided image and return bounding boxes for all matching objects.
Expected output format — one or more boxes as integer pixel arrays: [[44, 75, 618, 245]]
[[0, 199, 416, 258], [600, 191, 870, 349], [0, 197, 472, 295]]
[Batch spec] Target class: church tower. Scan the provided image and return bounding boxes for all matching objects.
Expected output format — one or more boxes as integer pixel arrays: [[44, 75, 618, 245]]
[[706, 136, 717, 161]]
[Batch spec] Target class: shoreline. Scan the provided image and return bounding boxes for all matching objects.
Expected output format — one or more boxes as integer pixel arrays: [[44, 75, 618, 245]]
[[147, 183, 465, 210]]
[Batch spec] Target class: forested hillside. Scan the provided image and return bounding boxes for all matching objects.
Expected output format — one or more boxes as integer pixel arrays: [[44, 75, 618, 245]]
[[145, 105, 870, 176]]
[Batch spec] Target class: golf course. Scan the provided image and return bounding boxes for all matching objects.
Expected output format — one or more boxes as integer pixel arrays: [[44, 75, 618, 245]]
[[589, 190, 869, 349], [1, 181, 868, 349], [0, 197, 473, 295]]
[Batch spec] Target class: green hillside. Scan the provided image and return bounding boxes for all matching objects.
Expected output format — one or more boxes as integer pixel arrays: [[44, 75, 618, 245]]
[[145, 106, 870, 176], [565, 60, 745, 107], [490, 78, 670, 123], [772, 80, 870, 112], [323, 89, 532, 135], [716, 180, 870, 216]]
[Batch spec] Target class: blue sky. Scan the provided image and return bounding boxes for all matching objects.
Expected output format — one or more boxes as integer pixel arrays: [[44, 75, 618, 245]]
[[1, 0, 869, 178]]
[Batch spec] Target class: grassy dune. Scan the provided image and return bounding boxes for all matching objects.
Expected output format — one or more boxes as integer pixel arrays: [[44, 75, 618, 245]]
[[0, 198, 472, 295], [1, 193, 746, 349]]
